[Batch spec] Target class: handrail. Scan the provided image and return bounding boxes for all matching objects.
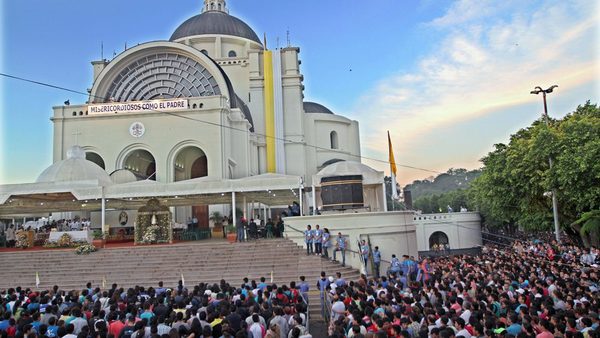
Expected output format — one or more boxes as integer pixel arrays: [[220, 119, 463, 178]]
[[320, 289, 333, 324]]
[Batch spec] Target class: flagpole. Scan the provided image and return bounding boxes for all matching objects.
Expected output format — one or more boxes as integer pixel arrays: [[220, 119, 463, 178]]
[[387, 131, 400, 209]]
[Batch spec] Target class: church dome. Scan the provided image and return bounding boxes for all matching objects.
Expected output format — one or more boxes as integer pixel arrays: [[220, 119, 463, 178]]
[[170, 11, 262, 44], [304, 101, 335, 115], [36, 146, 113, 186]]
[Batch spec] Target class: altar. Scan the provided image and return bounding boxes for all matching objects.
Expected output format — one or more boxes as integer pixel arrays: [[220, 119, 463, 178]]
[[48, 230, 93, 243]]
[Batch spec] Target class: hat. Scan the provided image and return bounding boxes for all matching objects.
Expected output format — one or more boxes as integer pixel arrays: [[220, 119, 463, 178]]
[[580, 297, 590, 303], [515, 288, 525, 294], [329, 276, 334, 283], [493, 328, 506, 334], [204, 290, 212, 296]]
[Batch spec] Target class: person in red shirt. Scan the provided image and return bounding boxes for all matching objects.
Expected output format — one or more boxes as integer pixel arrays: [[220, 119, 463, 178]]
[[535, 319, 554, 338], [108, 312, 125, 338], [6, 318, 16, 338]]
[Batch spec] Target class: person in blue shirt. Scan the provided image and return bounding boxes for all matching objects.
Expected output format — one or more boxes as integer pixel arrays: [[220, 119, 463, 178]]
[[313, 224, 323, 255], [506, 314, 522, 336], [46, 317, 59, 338], [333, 232, 347, 266], [373, 246, 382, 278], [298, 276, 310, 304], [360, 240, 370, 275], [321, 228, 331, 259], [0, 312, 10, 332], [316, 271, 329, 295], [304, 225, 313, 255], [402, 255, 417, 282], [257, 277, 268, 291], [389, 254, 401, 276]]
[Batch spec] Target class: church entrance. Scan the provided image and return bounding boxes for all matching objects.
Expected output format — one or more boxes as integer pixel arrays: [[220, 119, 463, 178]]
[[175, 146, 208, 229], [123, 150, 156, 180], [428, 231, 449, 251]]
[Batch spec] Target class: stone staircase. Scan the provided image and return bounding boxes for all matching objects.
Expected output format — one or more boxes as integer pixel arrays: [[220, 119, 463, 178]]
[[0, 238, 359, 323]]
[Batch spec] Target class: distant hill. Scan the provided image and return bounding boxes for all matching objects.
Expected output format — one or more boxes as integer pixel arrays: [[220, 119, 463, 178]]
[[403, 168, 481, 200]]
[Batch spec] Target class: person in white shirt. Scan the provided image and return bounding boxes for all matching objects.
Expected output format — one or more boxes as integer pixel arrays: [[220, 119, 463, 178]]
[[70, 309, 88, 334], [460, 303, 472, 323], [249, 314, 264, 338], [455, 318, 471, 338]]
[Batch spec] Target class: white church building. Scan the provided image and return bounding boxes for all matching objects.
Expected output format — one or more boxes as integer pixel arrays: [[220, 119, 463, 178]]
[[50, 0, 361, 227], [0, 0, 481, 264]]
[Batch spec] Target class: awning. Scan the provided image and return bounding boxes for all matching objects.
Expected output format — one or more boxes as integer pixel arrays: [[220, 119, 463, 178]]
[[0, 173, 303, 215]]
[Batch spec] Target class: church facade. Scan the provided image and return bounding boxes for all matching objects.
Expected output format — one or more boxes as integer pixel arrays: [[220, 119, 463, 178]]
[[50, 0, 361, 226]]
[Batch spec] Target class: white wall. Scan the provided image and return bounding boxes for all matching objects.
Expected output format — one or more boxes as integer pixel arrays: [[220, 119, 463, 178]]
[[414, 212, 482, 251], [283, 211, 417, 273]]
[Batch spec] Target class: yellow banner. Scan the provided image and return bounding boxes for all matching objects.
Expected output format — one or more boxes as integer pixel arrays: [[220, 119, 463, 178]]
[[264, 50, 276, 173]]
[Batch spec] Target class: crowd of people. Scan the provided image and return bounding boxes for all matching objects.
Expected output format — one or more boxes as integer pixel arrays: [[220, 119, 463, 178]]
[[1, 231, 598, 338], [0, 278, 312, 338], [316, 232, 598, 338]]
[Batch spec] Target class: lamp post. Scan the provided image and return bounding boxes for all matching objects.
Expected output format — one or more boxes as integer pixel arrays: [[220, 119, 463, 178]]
[[530, 85, 560, 243]]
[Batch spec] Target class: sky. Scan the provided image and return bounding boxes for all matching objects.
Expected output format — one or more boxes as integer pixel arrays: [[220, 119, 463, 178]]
[[0, 0, 598, 186]]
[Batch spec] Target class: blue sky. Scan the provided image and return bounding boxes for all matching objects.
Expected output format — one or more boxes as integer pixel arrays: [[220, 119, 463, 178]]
[[1, 0, 598, 185]]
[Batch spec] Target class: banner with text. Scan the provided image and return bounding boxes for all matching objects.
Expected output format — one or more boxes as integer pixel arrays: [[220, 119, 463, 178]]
[[88, 99, 189, 115]]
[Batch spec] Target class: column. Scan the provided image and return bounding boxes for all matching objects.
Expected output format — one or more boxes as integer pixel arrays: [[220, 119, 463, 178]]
[[101, 188, 106, 234], [299, 187, 304, 217], [232, 192, 237, 227], [311, 185, 317, 215], [382, 183, 388, 212]]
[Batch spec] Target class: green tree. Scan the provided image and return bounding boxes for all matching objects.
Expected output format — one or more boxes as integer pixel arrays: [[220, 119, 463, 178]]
[[404, 168, 481, 200], [470, 101, 600, 245]]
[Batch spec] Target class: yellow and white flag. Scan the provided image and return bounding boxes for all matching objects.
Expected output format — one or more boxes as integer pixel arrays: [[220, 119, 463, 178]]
[[270, 271, 273, 283], [388, 131, 399, 200], [180, 273, 185, 286], [35, 272, 40, 288], [102, 276, 107, 289]]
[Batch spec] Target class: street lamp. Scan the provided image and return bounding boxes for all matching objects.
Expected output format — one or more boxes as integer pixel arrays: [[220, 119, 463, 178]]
[[531, 85, 560, 243]]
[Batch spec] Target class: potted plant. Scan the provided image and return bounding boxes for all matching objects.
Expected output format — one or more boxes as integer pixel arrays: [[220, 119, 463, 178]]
[[92, 230, 105, 249], [209, 211, 224, 237], [226, 222, 237, 243]]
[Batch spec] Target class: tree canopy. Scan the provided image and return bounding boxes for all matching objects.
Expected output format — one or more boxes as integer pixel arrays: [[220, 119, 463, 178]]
[[404, 168, 480, 213], [470, 101, 600, 245]]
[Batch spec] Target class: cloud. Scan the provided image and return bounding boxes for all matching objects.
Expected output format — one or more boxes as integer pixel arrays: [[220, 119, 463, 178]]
[[353, 0, 599, 184]]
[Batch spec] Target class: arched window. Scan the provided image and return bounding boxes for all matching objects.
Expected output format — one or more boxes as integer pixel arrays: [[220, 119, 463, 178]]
[[429, 231, 449, 250], [330, 131, 338, 149], [86, 152, 106, 170], [228, 50, 237, 58]]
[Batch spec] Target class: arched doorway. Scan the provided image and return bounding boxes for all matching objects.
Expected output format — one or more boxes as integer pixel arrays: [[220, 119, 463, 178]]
[[86, 152, 106, 170], [429, 231, 449, 250], [123, 149, 156, 180], [174, 146, 208, 228]]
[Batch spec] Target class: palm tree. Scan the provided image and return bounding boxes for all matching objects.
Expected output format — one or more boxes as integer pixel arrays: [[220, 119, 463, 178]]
[[572, 210, 600, 247]]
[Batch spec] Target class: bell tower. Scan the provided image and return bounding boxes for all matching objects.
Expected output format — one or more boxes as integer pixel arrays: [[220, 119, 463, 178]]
[[203, 0, 228, 13]]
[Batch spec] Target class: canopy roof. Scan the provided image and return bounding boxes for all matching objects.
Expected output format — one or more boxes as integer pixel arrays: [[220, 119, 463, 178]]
[[312, 160, 384, 186], [0, 173, 302, 215]]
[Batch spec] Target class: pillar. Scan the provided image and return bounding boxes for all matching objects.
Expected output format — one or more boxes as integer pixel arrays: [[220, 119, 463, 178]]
[[311, 185, 317, 215], [382, 183, 388, 212], [231, 191, 237, 227]]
